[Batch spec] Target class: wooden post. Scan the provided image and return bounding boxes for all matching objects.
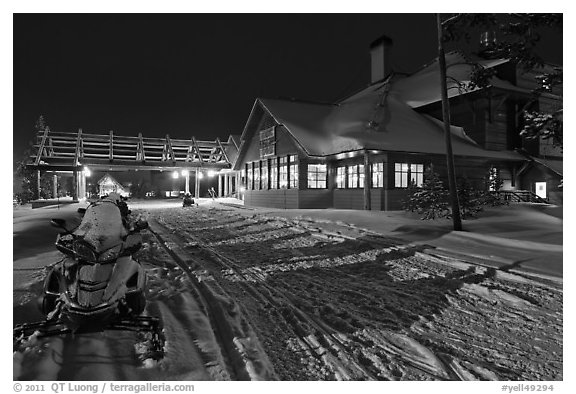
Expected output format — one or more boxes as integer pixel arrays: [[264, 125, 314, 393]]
[[236, 172, 241, 198], [195, 168, 200, 199], [185, 171, 190, 194], [363, 150, 371, 210], [36, 170, 41, 199], [218, 174, 222, 197], [81, 171, 86, 199], [52, 174, 58, 198], [72, 169, 78, 201], [382, 154, 389, 211]]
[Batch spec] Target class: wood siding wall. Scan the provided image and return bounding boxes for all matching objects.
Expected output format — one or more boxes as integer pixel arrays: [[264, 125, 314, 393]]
[[520, 165, 563, 205], [244, 189, 299, 209]]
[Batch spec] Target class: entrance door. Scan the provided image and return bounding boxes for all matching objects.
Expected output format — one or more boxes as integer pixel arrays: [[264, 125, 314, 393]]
[[535, 182, 547, 199]]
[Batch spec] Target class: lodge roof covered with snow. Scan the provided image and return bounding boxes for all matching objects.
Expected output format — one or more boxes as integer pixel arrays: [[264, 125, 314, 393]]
[[387, 52, 512, 108], [237, 51, 527, 162], [258, 95, 522, 160]]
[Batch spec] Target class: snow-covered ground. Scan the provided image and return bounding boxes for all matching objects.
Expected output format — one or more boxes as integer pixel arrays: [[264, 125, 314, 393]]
[[13, 199, 563, 380]]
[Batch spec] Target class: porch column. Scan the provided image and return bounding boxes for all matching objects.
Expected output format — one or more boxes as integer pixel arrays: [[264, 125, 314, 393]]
[[79, 172, 85, 199], [194, 168, 200, 199], [36, 170, 41, 199], [52, 174, 58, 198], [382, 154, 389, 211], [185, 171, 190, 194], [363, 150, 371, 210], [224, 174, 229, 196], [72, 169, 78, 201], [218, 174, 222, 197]]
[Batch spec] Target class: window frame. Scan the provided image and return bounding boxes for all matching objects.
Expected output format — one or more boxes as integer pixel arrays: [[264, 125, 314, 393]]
[[307, 163, 327, 189], [336, 166, 346, 189], [270, 158, 278, 189], [279, 156, 288, 189], [394, 162, 424, 188], [288, 155, 298, 189], [371, 162, 384, 188]]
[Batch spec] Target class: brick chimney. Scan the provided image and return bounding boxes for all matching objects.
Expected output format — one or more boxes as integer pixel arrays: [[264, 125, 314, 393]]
[[370, 35, 393, 83]]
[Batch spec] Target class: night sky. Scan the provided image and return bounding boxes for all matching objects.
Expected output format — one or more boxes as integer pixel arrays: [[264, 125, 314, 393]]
[[13, 13, 562, 162]]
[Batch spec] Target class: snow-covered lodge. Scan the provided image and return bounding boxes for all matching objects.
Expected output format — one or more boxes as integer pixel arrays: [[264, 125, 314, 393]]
[[232, 36, 563, 209], [28, 35, 562, 211]]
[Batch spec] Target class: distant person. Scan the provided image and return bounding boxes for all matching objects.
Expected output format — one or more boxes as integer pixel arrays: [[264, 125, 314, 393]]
[[183, 193, 194, 207]]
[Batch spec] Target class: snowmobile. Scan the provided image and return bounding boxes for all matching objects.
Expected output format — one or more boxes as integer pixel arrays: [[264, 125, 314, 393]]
[[13, 195, 164, 359], [182, 193, 195, 207]]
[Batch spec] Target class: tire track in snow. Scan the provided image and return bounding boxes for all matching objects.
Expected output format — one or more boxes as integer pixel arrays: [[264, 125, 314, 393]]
[[152, 214, 405, 380], [149, 206, 562, 381], [145, 222, 277, 380]]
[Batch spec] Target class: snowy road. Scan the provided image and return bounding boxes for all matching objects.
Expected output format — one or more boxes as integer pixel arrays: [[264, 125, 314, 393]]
[[13, 203, 235, 380], [13, 201, 562, 380]]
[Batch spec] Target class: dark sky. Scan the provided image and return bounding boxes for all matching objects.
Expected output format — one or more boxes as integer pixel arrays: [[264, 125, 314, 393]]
[[13, 13, 562, 160]]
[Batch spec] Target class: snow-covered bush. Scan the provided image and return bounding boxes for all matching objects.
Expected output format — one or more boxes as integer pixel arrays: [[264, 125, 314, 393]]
[[403, 169, 450, 220], [480, 168, 509, 208], [404, 168, 510, 221], [455, 177, 484, 219]]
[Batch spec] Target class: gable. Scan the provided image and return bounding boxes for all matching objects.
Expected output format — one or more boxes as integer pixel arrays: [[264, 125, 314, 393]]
[[234, 100, 307, 170]]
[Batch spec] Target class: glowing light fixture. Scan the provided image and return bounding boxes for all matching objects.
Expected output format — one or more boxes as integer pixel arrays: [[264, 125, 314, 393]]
[[208, 170, 216, 177], [239, 187, 246, 193], [172, 171, 179, 179], [181, 169, 189, 176], [198, 172, 204, 179], [83, 167, 91, 177]]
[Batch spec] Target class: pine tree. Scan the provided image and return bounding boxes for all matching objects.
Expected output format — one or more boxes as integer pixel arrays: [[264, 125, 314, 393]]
[[456, 177, 484, 219], [404, 169, 450, 220], [481, 167, 509, 207], [14, 115, 54, 202], [441, 13, 563, 148]]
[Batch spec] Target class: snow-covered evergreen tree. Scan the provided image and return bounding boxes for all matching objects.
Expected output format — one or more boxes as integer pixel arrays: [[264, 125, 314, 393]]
[[404, 169, 450, 220]]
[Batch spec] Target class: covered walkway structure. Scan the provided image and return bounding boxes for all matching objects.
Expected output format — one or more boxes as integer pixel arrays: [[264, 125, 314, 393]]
[[29, 128, 240, 200]]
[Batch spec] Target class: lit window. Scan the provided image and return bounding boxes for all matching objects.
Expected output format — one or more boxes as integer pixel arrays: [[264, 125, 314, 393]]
[[254, 163, 261, 190], [261, 160, 269, 190], [270, 158, 277, 189], [307, 164, 327, 189], [246, 164, 253, 190], [289, 155, 298, 189], [279, 156, 288, 188], [394, 163, 423, 188], [336, 167, 346, 188], [410, 164, 424, 187], [347, 166, 357, 188], [372, 163, 384, 188], [347, 164, 363, 188]]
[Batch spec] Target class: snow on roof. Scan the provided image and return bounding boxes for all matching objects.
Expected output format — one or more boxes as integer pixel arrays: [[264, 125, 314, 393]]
[[340, 52, 512, 109], [390, 52, 511, 108], [259, 92, 523, 161], [532, 157, 563, 176]]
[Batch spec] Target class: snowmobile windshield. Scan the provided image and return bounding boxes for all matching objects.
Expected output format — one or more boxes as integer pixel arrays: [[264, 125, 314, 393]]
[[73, 239, 123, 263], [73, 200, 128, 253]]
